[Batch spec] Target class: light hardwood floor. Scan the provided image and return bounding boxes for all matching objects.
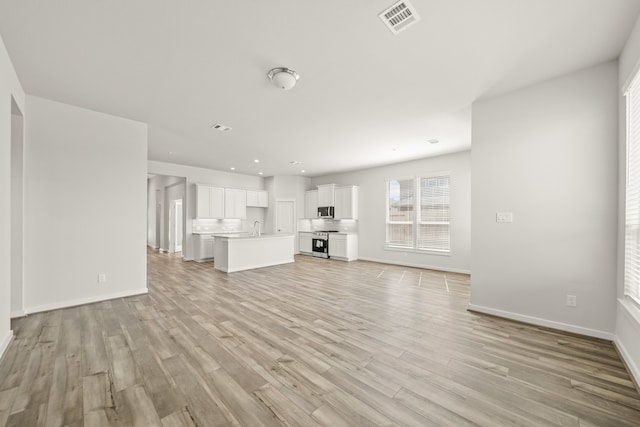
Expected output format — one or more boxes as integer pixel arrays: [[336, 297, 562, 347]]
[[1, 249, 639, 426]]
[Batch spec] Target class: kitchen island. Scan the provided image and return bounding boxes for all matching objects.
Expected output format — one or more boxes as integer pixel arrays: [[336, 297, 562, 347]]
[[213, 233, 295, 273]]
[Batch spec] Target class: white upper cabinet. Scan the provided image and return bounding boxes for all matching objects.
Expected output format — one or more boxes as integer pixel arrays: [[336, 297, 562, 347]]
[[196, 184, 210, 218], [210, 187, 225, 218], [246, 190, 268, 208], [317, 184, 335, 207], [334, 185, 359, 220], [305, 190, 319, 219], [196, 184, 224, 218], [224, 188, 247, 219]]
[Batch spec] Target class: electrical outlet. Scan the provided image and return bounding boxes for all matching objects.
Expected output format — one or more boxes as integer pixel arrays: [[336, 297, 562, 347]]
[[98, 273, 107, 283], [496, 212, 514, 223], [566, 294, 577, 307]]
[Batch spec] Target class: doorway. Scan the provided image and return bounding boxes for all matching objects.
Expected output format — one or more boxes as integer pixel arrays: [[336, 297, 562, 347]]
[[169, 199, 183, 253], [10, 97, 24, 317], [155, 189, 161, 250], [275, 200, 296, 235]]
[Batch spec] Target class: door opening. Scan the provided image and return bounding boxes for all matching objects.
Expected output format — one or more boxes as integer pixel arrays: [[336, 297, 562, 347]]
[[169, 198, 183, 253]]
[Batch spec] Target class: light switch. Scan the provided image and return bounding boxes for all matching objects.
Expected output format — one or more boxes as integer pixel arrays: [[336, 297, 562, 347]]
[[496, 212, 513, 223]]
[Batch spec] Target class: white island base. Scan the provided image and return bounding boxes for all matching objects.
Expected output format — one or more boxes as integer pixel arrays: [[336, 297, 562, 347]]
[[213, 234, 295, 273]]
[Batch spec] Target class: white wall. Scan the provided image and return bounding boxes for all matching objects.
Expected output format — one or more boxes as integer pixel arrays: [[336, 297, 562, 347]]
[[0, 34, 25, 358], [470, 61, 619, 338], [312, 151, 471, 273], [10, 109, 24, 316], [616, 14, 640, 385], [265, 175, 310, 231], [24, 96, 148, 313], [263, 175, 310, 252], [147, 161, 265, 260], [0, 38, 26, 356]]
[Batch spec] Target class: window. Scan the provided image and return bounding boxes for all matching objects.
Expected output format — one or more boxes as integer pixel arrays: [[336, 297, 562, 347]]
[[418, 176, 450, 251], [387, 179, 414, 247], [625, 69, 640, 305], [386, 175, 450, 253]]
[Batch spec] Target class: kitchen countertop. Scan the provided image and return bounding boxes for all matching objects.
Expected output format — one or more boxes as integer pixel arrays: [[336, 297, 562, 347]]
[[299, 231, 357, 235], [193, 231, 252, 235], [214, 233, 294, 240]]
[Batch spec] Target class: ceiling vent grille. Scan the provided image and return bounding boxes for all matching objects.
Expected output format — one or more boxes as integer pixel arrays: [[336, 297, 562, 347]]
[[211, 123, 232, 132], [379, 1, 421, 35]]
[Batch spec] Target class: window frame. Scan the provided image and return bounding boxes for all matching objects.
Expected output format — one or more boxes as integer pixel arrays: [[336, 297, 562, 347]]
[[385, 172, 451, 256], [385, 177, 415, 248], [624, 67, 640, 307]]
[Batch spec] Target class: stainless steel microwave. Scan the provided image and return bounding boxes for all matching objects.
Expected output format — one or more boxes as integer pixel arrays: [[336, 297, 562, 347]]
[[317, 206, 334, 218]]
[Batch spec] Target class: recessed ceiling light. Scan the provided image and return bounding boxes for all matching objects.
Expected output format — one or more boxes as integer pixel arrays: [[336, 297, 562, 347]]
[[258, 172, 263, 175], [301, 169, 306, 173], [254, 159, 260, 163], [230, 167, 235, 171], [428, 139, 440, 144], [168, 151, 173, 155]]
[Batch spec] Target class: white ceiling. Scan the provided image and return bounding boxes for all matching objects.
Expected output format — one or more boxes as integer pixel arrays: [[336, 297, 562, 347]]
[[1, 0, 639, 177]]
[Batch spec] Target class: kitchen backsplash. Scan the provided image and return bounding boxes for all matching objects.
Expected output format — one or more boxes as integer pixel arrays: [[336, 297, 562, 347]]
[[298, 219, 358, 233], [192, 219, 243, 233]]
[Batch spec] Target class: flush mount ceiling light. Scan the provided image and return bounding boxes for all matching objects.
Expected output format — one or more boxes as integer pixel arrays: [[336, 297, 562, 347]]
[[267, 67, 300, 90]]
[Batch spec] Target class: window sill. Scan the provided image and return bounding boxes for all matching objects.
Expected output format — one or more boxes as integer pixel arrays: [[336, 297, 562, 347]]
[[384, 245, 451, 257]]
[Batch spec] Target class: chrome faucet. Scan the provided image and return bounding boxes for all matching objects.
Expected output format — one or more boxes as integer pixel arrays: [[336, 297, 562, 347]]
[[253, 220, 261, 237]]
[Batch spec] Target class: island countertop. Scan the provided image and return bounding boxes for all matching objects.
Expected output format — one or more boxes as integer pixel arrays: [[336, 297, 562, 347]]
[[213, 234, 295, 273], [212, 233, 294, 239]]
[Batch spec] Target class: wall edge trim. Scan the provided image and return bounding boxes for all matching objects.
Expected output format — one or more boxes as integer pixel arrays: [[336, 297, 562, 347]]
[[357, 256, 470, 275], [468, 304, 614, 340], [25, 288, 149, 315], [0, 330, 14, 361], [10, 310, 26, 319], [614, 335, 640, 393]]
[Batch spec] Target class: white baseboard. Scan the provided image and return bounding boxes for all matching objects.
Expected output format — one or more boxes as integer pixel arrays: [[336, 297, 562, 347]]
[[467, 304, 614, 340], [614, 335, 640, 390], [614, 299, 640, 388], [24, 288, 149, 315], [0, 329, 14, 360], [10, 309, 26, 319], [357, 256, 471, 275]]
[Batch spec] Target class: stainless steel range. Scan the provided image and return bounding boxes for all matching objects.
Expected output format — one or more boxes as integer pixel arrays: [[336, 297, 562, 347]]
[[311, 231, 338, 258]]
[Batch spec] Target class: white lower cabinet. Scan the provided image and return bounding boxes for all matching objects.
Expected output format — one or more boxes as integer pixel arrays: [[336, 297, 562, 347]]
[[299, 232, 313, 254], [194, 234, 215, 262], [329, 233, 358, 261]]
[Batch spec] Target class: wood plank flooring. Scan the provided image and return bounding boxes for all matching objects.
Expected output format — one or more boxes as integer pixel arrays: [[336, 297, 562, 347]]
[[1, 248, 639, 426]]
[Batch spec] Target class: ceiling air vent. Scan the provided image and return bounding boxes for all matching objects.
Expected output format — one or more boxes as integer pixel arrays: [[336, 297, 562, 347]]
[[211, 123, 232, 132], [379, 1, 421, 35]]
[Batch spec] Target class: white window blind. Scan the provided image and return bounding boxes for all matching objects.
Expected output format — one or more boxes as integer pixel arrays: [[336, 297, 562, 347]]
[[386, 175, 451, 253], [387, 179, 414, 247], [418, 176, 450, 251], [625, 71, 640, 304]]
